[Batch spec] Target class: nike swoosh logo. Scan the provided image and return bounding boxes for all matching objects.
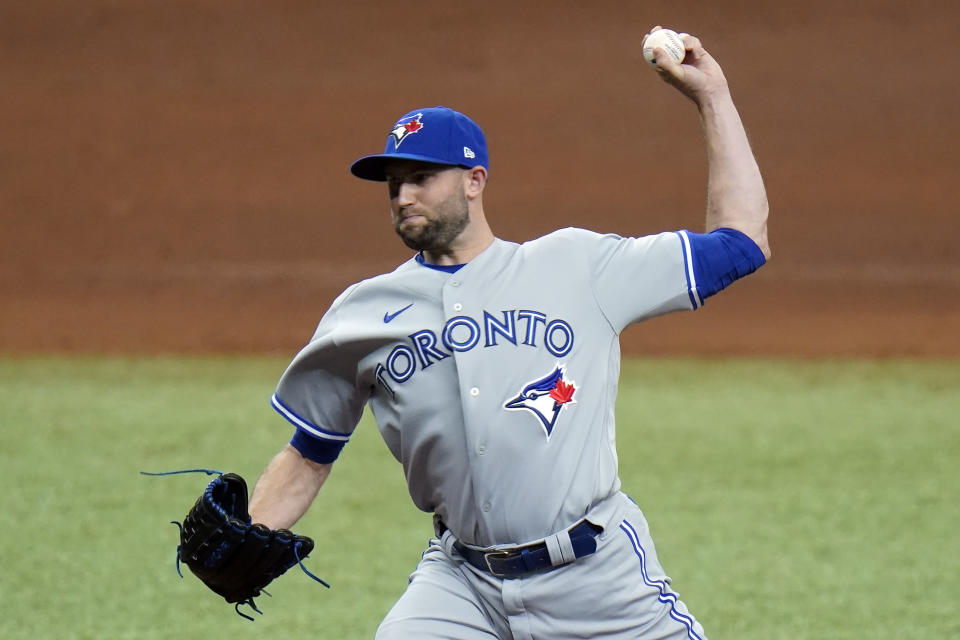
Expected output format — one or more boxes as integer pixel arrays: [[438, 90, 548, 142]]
[[383, 303, 414, 323]]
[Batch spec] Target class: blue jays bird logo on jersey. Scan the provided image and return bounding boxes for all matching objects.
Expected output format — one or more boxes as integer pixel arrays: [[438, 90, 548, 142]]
[[390, 113, 424, 147], [504, 365, 577, 439]]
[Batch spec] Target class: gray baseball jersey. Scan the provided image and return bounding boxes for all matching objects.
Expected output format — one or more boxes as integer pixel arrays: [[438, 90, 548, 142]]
[[272, 227, 700, 547]]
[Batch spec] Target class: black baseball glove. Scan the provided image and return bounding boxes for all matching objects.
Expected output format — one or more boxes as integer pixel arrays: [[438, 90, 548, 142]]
[[171, 471, 328, 619]]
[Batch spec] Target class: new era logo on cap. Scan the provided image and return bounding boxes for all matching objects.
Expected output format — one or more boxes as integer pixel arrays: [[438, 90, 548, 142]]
[[350, 106, 489, 182]]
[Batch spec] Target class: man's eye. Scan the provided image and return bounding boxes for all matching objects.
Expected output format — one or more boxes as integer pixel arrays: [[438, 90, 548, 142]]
[[387, 171, 434, 190]]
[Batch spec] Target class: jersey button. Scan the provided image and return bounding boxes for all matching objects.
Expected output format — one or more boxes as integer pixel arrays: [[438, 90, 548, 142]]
[[477, 444, 487, 455], [453, 303, 463, 312], [482, 501, 491, 512], [451, 280, 461, 287], [470, 387, 479, 396]]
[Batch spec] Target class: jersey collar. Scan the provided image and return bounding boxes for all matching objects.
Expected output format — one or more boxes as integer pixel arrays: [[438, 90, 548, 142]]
[[415, 252, 466, 273]]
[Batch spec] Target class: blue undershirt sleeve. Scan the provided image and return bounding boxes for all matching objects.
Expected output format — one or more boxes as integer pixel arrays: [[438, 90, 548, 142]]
[[685, 227, 766, 301], [290, 428, 346, 464]]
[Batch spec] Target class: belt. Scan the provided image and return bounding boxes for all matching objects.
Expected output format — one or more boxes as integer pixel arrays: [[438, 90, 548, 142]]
[[439, 519, 603, 578]]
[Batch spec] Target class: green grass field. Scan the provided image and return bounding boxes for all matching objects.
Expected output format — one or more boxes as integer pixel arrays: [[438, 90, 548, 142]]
[[1, 357, 957, 639]]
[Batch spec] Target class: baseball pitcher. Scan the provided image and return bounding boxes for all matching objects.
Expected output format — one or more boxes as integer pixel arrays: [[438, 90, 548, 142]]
[[213, 27, 769, 638]]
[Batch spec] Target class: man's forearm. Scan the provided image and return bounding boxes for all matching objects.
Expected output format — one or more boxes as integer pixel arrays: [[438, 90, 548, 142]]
[[248, 443, 332, 529], [699, 88, 770, 257]]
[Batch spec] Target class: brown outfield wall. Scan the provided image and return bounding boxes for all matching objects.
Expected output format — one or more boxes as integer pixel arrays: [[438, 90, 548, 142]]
[[2, 1, 958, 357]]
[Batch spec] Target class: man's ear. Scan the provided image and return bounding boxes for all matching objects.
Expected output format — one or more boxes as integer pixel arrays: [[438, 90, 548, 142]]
[[464, 166, 487, 200]]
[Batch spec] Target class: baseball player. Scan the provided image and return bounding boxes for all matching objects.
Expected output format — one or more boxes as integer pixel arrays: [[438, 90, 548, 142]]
[[247, 28, 770, 639]]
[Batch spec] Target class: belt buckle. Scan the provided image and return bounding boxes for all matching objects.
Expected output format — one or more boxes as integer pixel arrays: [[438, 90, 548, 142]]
[[483, 550, 513, 577]]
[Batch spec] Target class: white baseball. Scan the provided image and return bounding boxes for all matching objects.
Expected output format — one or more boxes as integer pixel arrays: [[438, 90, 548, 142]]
[[643, 28, 686, 66]]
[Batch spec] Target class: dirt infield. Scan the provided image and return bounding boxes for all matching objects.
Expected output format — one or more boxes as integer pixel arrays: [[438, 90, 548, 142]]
[[2, 1, 958, 357]]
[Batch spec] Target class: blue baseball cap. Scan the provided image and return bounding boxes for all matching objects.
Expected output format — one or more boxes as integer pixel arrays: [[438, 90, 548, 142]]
[[350, 106, 489, 182]]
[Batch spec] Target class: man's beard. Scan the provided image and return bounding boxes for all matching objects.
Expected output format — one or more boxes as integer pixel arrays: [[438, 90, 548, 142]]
[[395, 187, 471, 253]]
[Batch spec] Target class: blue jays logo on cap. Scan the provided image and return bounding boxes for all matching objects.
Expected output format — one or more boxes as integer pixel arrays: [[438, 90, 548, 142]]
[[390, 113, 425, 147], [504, 365, 578, 439], [350, 106, 489, 182]]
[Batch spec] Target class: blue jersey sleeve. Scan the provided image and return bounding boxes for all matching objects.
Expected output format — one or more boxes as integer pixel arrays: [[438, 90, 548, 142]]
[[273, 393, 351, 463], [289, 426, 347, 464], [683, 227, 766, 302]]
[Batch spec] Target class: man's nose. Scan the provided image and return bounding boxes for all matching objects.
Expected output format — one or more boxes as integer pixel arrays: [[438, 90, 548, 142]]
[[396, 182, 416, 207]]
